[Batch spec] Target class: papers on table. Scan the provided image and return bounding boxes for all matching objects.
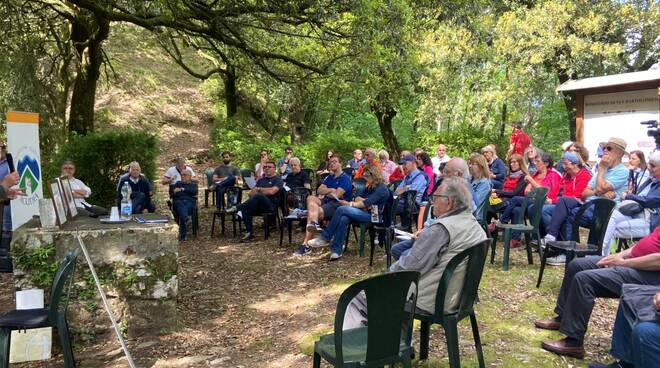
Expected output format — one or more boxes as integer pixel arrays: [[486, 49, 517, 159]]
[[244, 176, 257, 189], [394, 228, 413, 241]]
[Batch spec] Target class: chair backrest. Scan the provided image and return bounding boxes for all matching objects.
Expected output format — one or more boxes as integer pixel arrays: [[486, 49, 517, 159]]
[[288, 187, 312, 212], [343, 167, 355, 178], [301, 168, 314, 184], [432, 239, 490, 320], [524, 187, 549, 227], [352, 178, 367, 200], [376, 190, 395, 227], [204, 168, 214, 187], [400, 190, 418, 218], [217, 186, 243, 210], [571, 198, 616, 247], [333, 271, 420, 364], [48, 250, 79, 323]]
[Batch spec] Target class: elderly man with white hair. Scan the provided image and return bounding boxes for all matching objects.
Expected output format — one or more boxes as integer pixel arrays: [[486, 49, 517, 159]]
[[343, 176, 487, 329], [600, 151, 660, 255], [117, 161, 155, 214]]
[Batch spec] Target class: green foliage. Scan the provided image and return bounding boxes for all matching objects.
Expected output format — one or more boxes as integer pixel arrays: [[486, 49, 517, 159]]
[[12, 245, 59, 289], [48, 129, 158, 207]]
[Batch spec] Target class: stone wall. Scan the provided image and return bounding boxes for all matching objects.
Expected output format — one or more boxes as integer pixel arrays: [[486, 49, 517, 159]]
[[11, 217, 179, 339]]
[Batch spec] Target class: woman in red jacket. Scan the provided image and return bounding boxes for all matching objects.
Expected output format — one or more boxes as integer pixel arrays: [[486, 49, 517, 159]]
[[487, 154, 529, 226]]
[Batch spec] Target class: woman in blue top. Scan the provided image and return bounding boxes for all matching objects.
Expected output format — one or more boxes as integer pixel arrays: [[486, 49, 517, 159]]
[[469, 153, 493, 221], [308, 163, 390, 261], [481, 145, 506, 189]]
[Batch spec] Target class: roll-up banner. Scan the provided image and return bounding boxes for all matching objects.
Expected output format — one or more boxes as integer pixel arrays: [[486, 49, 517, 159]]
[[6, 111, 42, 230]]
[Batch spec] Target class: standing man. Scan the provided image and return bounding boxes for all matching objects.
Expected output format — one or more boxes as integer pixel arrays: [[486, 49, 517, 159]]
[[212, 151, 241, 204], [347, 149, 366, 170], [279, 147, 294, 176], [293, 154, 352, 256], [508, 121, 532, 157], [431, 144, 451, 176], [228, 161, 284, 242]]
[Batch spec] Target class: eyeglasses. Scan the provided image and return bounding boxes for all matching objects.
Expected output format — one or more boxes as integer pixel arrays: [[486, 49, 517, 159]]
[[62, 166, 74, 170], [432, 194, 449, 201], [604, 146, 615, 152], [263, 165, 275, 169]]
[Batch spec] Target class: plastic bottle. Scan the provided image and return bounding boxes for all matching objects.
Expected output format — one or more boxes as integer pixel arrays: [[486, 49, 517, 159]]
[[120, 182, 132, 218]]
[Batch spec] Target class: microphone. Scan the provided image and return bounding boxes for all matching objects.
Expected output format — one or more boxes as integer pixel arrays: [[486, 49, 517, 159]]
[[6, 153, 14, 173]]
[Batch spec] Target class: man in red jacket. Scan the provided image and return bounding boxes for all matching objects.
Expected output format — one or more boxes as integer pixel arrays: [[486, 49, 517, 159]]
[[508, 122, 532, 157]]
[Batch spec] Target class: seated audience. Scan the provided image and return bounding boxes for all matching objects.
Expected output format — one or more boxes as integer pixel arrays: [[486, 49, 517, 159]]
[[601, 151, 660, 256], [534, 226, 660, 359], [283, 157, 311, 190], [589, 286, 660, 368], [481, 145, 506, 189], [347, 149, 365, 170], [171, 169, 198, 241], [488, 153, 528, 217], [343, 176, 488, 329], [212, 151, 241, 203], [308, 163, 390, 260], [468, 153, 492, 220], [497, 151, 562, 246], [162, 156, 197, 186], [394, 154, 429, 228], [542, 138, 629, 264], [117, 161, 155, 214], [378, 150, 397, 180], [416, 151, 435, 196], [293, 154, 352, 256], [354, 148, 380, 178], [431, 144, 451, 176], [627, 150, 650, 195], [391, 158, 471, 260], [388, 150, 410, 183], [524, 145, 540, 175], [60, 160, 91, 207], [228, 161, 284, 242], [255, 149, 269, 178], [278, 147, 294, 176]]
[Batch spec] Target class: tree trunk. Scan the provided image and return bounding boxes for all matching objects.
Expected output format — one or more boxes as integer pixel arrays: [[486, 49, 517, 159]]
[[499, 102, 508, 141], [556, 69, 577, 140], [68, 15, 110, 135], [223, 69, 238, 118], [371, 104, 400, 157]]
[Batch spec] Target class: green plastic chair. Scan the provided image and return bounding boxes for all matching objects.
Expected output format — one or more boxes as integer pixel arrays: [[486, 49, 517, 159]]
[[415, 239, 491, 368], [0, 250, 79, 368], [313, 271, 420, 368], [490, 187, 548, 271]]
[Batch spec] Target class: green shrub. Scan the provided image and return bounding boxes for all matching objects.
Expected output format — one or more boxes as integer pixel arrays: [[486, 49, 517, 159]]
[[48, 129, 158, 207]]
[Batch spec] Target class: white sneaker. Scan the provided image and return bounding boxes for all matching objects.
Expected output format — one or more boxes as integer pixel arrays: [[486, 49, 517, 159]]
[[308, 237, 329, 248], [546, 254, 566, 266], [330, 252, 342, 261], [543, 234, 556, 243]]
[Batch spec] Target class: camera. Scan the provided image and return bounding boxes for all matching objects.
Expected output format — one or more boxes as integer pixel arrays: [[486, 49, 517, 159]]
[[641, 120, 660, 149]]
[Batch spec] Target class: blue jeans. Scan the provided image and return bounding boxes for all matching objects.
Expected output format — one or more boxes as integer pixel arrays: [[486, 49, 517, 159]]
[[610, 307, 660, 368], [131, 191, 155, 214], [173, 199, 196, 240], [214, 175, 237, 205], [320, 206, 371, 255], [541, 204, 555, 237], [391, 239, 413, 261], [546, 197, 582, 240], [564, 204, 594, 241]]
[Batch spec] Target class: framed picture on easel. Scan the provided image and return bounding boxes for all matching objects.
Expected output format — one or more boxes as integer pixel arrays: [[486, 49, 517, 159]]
[[59, 177, 78, 219], [49, 179, 67, 227]]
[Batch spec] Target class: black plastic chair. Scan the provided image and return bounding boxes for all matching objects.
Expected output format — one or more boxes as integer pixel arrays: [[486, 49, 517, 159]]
[[616, 237, 642, 253], [240, 168, 254, 191], [203, 168, 215, 208], [368, 191, 395, 267], [342, 167, 355, 179], [261, 190, 286, 240], [313, 271, 419, 368], [415, 239, 491, 368], [280, 188, 312, 246], [490, 187, 548, 271], [536, 198, 616, 288], [211, 186, 243, 237], [396, 190, 418, 233], [0, 250, 79, 368], [301, 168, 315, 187]]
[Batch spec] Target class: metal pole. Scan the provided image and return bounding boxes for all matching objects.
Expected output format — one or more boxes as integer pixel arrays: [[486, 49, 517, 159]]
[[74, 231, 137, 368]]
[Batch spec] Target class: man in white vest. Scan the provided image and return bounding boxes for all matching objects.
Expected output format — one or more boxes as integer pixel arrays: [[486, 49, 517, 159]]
[[343, 176, 487, 328]]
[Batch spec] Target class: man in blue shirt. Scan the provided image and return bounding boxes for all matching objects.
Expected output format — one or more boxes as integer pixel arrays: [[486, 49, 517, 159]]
[[394, 154, 428, 229], [278, 147, 294, 176], [293, 154, 352, 256], [347, 149, 366, 170], [543, 137, 629, 264], [117, 162, 155, 214]]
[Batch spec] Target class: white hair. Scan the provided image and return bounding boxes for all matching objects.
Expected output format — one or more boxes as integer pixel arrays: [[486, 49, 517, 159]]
[[129, 161, 140, 170], [649, 151, 660, 165], [439, 176, 473, 210], [290, 157, 301, 166], [378, 150, 389, 160]]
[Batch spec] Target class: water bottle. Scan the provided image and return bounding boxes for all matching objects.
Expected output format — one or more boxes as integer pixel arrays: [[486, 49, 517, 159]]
[[371, 204, 381, 223], [120, 182, 132, 218]]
